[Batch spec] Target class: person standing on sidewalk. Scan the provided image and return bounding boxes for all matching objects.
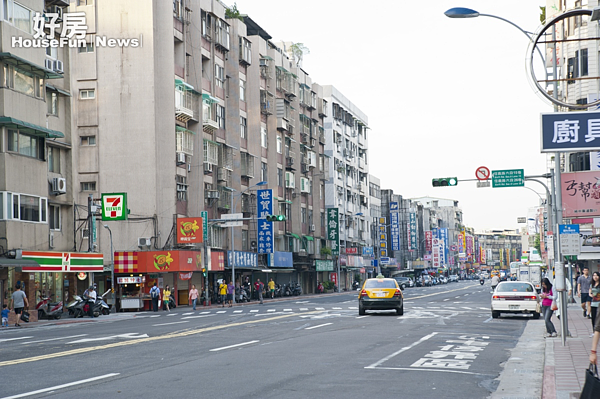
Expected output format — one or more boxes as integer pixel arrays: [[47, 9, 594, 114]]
[[9, 284, 28, 327], [268, 278, 275, 299], [219, 280, 227, 307], [540, 278, 557, 338], [227, 281, 234, 307], [578, 267, 593, 318], [589, 272, 600, 337], [255, 279, 264, 304], [189, 284, 199, 310], [163, 285, 171, 311], [589, 308, 600, 364], [150, 283, 160, 312]]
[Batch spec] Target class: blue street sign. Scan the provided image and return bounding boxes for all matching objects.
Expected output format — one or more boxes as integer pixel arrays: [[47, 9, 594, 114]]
[[257, 189, 273, 254], [541, 111, 600, 152], [380, 257, 390, 265]]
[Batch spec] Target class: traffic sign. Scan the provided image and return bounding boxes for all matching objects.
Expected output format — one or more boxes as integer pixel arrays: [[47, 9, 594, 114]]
[[380, 257, 390, 265], [559, 224, 581, 255], [475, 166, 490, 181], [477, 181, 490, 188], [221, 213, 243, 227], [492, 169, 524, 188]]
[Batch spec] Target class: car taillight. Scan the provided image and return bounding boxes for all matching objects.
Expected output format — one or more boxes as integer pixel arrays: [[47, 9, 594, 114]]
[[360, 290, 368, 298], [394, 289, 402, 297], [493, 295, 503, 300]]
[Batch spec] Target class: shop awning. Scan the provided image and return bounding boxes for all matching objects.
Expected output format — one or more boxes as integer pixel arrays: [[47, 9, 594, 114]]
[[0, 117, 64, 138], [175, 78, 200, 95], [203, 138, 220, 146], [275, 66, 288, 73], [575, 253, 600, 260], [276, 197, 293, 204], [0, 52, 63, 79], [260, 55, 274, 61], [288, 233, 300, 239], [303, 236, 314, 241], [45, 83, 71, 97]]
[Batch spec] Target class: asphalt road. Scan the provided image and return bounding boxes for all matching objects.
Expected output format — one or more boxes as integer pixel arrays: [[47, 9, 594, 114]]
[[0, 280, 535, 399]]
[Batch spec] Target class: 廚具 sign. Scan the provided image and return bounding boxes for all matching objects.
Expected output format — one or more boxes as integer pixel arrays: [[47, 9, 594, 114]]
[[541, 111, 600, 152]]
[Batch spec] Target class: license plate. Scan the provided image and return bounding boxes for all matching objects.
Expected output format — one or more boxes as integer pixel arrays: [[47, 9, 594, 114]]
[[509, 305, 519, 310], [375, 292, 387, 297]]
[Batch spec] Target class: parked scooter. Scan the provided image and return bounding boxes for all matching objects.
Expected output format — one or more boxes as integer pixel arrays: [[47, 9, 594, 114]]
[[93, 290, 111, 316], [282, 284, 293, 297], [67, 295, 86, 318], [36, 296, 63, 320], [317, 282, 324, 294], [292, 282, 302, 296], [235, 286, 250, 303]]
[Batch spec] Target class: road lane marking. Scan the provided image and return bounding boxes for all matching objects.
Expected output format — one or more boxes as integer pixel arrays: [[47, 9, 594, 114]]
[[153, 321, 189, 327], [365, 332, 438, 369], [21, 335, 87, 345], [250, 310, 258, 313], [443, 299, 450, 301], [0, 337, 33, 343], [483, 317, 493, 323], [373, 367, 485, 376], [233, 310, 243, 313], [267, 309, 276, 312], [305, 323, 333, 330], [403, 285, 478, 301], [167, 314, 176, 317], [216, 311, 226, 314], [332, 307, 342, 310], [0, 311, 324, 367], [182, 312, 193, 316], [68, 333, 149, 344], [0, 373, 120, 399], [461, 307, 472, 310], [200, 311, 210, 314], [150, 315, 160, 318], [315, 307, 325, 310], [299, 308, 308, 311], [283, 309, 293, 312], [209, 340, 259, 352], [356, 315, 369, 319], [181, 315, 215, 319]]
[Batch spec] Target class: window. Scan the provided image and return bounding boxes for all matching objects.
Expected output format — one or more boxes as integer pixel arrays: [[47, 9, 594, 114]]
[[177, 175, 188, 201], [81, 182, 96, 191], [48, 146, 60, 173], [201, 11, 212, 38], [0, 192, 47, 223], [78, 42, 94, 53], [276, 136, 282, 154], [80, 89, 95, 99], [277, 167, 283, 187], [12, 2, 31, 34], [49, 204, 60, 230], [216, 105, 225, 128], [240, 79, 246, 102], [47, 91, 58, 116], [77, 0, 94, 5], [301, 208, 306, 224], [215, 64, 225, 88], [261, 127, 267, 148], [45, 46, 57, 59], [7, 129, 44, 159], [240, 116, 247, 139], [81, 136, 96, 145], [261, 162, 267, 182], [3, 64, 44, 99]]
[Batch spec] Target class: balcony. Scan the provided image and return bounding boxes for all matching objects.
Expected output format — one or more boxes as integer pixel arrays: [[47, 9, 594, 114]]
[[202, 100, 219, 133], [217, 186, 231, 209], [358, 158, 365, 170], [175, 89, 194, 122]]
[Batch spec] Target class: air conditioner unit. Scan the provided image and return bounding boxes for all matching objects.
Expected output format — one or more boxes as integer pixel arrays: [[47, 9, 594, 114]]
[[205, 190, 219, 199], [52, 177, 67, 194], [259, 58, 268, 67], [53, 60, 64, 74], [310, 224, 316, 232], [204, 162, 213, 173], [298, 249, 307, 256], [138, 237, 151, 248], [286, 156, 295, 166], [44, 59, 53, 70], [176, 152, 186, 165]]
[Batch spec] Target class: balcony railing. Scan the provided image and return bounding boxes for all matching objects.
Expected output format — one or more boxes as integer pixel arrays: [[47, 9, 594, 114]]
[[175, 89, 194, 122]]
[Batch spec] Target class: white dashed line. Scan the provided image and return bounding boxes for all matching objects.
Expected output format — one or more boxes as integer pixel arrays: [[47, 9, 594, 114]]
[[182, 312, 194, 316], [267, 309, 276, 312], [153, 321, 189, 327], [216, 311, 226, 314], [284, 309, 293, 312], [315, 307, 325, 310], [299, 308, 308, 311], [305, 323, 333, 330], [250, 310, 258, 313], [233, 310, 243, 313]]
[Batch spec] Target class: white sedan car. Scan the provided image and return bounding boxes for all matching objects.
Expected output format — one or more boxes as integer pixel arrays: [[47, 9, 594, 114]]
[[491, 281, 540, 319]]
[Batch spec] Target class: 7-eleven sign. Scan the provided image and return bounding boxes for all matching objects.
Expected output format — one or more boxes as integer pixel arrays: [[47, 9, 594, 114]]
[[101, 193, 128, 221]]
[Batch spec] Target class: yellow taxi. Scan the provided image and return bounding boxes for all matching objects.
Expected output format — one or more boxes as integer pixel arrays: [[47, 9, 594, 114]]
[[358, 276, 404, 316]]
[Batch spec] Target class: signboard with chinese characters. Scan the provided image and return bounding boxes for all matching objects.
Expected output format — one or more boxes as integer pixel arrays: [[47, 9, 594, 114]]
[[409, 213, 417, 251], [267, 251, 293, 268], [315, 260, 334, 271], [201, 211, 208, 239], [541, 111, 600, 152], [345, 247, 358, 255], [227, 251, 258, 268], [432, 238, 440, 268], [117, 277, 142, 284], [559, 224, 581, 256], [439, 228, 448, 265], [176, 217, 203, 244], [379, 217, 387, 257], [257, 189, 274, 253], [425, 231, 432, 252], [362, 247, 374, 257], [492, 169, 524, 188], [327, 208, 340, 255], [101, 193, 127, 221], [390, 202, 400, 251], [561, 171, 600, 218]]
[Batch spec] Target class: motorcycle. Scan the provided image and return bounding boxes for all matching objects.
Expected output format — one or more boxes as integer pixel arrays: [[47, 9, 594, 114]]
[[36, 296, 63, 320], [274, 284, 282, 298], [480, 279, 485, 286], [292, 282, 302, 296], [93, 290, 111, 315], [317, 282, 324, 294], [352, 281, 360, 290], [282, 284, 293, 297], [235, 287, 250, 303]]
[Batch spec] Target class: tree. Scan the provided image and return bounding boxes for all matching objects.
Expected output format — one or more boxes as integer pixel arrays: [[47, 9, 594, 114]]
[[534, 234, 541, 256], [225, 3, 243, 21], [320, 247, 332, 258], [289, 43, 310, 67]]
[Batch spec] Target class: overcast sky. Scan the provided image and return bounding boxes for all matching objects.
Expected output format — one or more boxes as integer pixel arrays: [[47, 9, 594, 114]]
[[237, 0, 549, 232]]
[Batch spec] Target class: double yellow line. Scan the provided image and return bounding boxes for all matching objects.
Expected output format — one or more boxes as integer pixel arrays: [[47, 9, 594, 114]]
[[0, 311, 320, 367]]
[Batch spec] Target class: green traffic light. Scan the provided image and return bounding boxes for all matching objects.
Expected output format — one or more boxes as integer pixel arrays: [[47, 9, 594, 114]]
[[266, 215, 286, 222], [432, 177, 458, 187]]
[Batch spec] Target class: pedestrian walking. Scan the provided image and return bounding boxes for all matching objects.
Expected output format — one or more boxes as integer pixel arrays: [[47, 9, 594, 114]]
[[589, 272, 600, 337], [227, 281, 234, 307], [189, 284, 199, 310], [9, 283, 28, 327], [219, 280, 227, 307], [255, 279, 264, 304], [163, 285, 171, 311], [578, 266, 593, 318], [2, 304, 9, 327], [268, 278, 275, 299], [590, 305, 600, 365], [150, 282, 160, 312], [540, 278, 557, 338]]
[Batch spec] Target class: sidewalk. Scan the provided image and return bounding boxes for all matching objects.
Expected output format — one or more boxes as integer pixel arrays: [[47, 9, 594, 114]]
[[542, 302, 595, 399]]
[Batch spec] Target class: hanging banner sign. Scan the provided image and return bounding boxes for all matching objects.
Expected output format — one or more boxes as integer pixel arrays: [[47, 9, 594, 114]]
[[327, 208, 340, 255]]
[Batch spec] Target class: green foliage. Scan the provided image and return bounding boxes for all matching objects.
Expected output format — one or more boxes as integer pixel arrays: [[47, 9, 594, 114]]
[[289, 42, 310, 67], [323, 281, 335, 290], [320, 247, 332, 257], [540, 6, 546, 24], [225, 3, 243, 21], [534, 234, 541, 256]]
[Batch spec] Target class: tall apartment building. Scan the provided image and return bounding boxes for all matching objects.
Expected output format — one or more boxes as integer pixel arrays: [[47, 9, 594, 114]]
[[323, 85, 370, 288], [0, 0, 81, 314]]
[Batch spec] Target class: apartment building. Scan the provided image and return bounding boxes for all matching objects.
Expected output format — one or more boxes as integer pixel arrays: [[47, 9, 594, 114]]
[[0, 0, 83, 314], [323, 85, 371, 288]]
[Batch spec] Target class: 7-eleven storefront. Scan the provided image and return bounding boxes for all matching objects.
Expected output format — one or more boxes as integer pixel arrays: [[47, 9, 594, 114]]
[[5, 251, 104, 321], [113, 250, 205, 311]]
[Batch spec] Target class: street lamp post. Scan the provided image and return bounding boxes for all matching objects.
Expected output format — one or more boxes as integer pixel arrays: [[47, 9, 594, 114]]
[[226, 181, 267, 304], [103, 224, 115, 313], [445, 8, 568, 343]]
